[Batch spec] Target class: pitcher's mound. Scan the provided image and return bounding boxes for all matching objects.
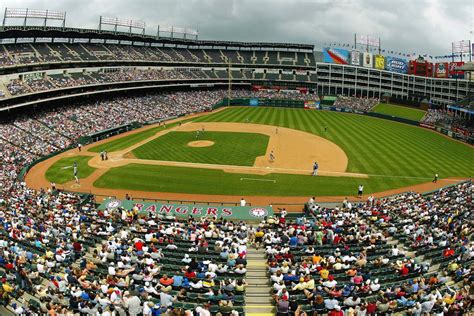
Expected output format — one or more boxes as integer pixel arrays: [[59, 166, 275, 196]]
[[188, 140, 215, 147]]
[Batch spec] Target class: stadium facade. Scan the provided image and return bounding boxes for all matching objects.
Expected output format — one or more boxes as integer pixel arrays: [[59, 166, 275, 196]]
[[0, 25, 472, 115]]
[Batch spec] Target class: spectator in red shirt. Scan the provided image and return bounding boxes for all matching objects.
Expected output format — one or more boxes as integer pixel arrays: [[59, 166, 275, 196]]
[[400, 265, 409, 276], [184, 268, 196, 279], [134, 240, 143, 252], [159, 274, 174, 286], [443, 247, 455, 257], [366, 301, 377, 314], [328, 306, 343, 316]]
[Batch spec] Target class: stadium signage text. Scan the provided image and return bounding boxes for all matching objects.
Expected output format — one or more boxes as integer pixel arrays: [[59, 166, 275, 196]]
[[385, 57, 408, 74], [99, 198, 273, 220]]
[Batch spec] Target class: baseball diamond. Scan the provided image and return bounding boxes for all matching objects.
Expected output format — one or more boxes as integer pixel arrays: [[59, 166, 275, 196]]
[[1, 3, 474, 316], [27, 106, 473, 200]]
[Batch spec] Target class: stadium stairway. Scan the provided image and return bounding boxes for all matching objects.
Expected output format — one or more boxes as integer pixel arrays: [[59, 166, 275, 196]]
[[244, 248, 274, 315]]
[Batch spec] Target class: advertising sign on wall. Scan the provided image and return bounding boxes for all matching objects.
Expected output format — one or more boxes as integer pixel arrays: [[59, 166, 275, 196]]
[[350, 50, 361, 66], [323, 48, 349, 64], [362, 52, 373, 68], [435, 63, 449, 78], [385, 57, 408, 74], [448, 61, 465, 79], [374, 55, 385, 70]]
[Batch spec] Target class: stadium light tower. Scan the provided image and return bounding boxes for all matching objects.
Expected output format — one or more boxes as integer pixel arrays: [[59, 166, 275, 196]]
[[2, 8, 66, 29], [98, 16, 146, 35], [157, 26, 198, 40], [227, 58, 233, 107]]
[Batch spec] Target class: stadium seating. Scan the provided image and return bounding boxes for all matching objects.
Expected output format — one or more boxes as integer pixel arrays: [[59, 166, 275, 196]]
[[265, 181, 472, 315], [333, 96, 379, 112], [0, 43, 313, 69], [0, 30, 471, 315], [0, 156, 471, 314]]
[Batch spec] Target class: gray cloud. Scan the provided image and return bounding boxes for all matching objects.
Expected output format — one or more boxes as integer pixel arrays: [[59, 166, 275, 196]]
[[1, 0, 473, 55]]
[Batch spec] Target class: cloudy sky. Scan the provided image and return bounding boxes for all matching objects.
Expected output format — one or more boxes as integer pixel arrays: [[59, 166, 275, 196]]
[[2, 0, 473, 55]]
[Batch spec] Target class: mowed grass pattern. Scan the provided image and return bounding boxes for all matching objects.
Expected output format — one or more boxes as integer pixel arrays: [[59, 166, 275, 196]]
[[94, 164, 424, 196], [94, 107, 474, 196], [132, 131, 269, 166], [194, 107, 474, 180], [88, 119, 194, 153], [46, 156, 96, 184], [371, 103, 426, 121]]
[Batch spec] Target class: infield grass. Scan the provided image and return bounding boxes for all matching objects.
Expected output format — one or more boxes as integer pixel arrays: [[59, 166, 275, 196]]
[[46, 156, 96, 184], [132, 131, 269, 166], [371, 103, 426, 121]]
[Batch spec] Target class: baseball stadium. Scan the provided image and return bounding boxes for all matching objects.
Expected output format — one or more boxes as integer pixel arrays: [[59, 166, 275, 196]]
[[0, 2, 473, 316]]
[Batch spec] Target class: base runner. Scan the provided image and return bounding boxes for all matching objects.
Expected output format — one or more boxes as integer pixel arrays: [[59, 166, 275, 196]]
[[269, 151, 275, 162]]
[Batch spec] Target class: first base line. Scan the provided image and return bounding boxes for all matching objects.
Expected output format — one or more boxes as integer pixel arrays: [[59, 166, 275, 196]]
[[240, 178, 277, 183]]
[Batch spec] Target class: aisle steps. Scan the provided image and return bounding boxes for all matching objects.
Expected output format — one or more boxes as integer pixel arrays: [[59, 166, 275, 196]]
[[245, 248, 274, 315]]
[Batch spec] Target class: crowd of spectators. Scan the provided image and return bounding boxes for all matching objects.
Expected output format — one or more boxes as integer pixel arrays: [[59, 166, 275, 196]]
[[0, 181, 250, 315], [421, 109, 463, 126], [4, 69, 214, 97], [0, 84, 472, 315], [421, 109, 473, 137], [334, 96, 379, 112], [0, 178, 471, 315], [266, 181, 472, 315], [3, 68, 316, 98], [250, 90, 318, 101]]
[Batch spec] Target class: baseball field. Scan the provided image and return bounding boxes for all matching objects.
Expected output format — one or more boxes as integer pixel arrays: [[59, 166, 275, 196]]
[[28, 106, 473, 204], [371, 103, 427, 121]]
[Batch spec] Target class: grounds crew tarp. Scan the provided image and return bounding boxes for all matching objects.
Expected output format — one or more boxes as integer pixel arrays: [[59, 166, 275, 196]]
[[99, 198, 274, 220]]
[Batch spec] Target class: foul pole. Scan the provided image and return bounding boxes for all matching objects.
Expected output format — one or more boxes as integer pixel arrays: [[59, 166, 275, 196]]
[[227, 58, 232, 107]]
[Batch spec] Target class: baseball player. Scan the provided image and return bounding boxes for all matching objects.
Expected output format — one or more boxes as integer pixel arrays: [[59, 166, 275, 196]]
[[73, 162, 79, 184], [269, 151, 275, 162], [432, 173, 438, 183], [196, 130, 200, 139], [312, 161, 319, 176], [77, 143, 82, 152], [276, 127, 279, 134], [357, 184, 364, 198]]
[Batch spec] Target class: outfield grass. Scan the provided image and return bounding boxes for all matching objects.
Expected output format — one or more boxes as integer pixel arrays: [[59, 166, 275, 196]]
[[132, 131, 269, 166], [193, 107, 474, 178], [92, 107, 474, 196], [94, 164, 424, 196], [88, 119, 193, 153], [46, 156, 96, 184], [371, 103, 426, 121]]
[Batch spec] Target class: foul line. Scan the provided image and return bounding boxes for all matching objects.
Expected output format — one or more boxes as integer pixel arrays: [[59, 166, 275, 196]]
[[240, 178, 276, 183]]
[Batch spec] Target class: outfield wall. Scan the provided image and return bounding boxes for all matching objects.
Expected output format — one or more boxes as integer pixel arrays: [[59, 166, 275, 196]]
[[219, 98, 306, 108]]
